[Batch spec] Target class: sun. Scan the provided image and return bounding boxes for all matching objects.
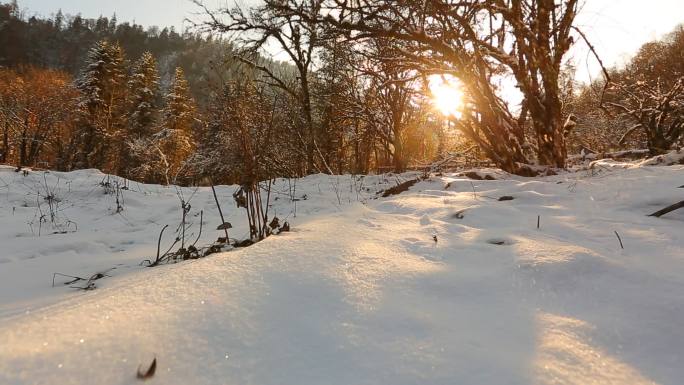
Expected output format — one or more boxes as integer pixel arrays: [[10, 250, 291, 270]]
[[428, 74, 464, 117]]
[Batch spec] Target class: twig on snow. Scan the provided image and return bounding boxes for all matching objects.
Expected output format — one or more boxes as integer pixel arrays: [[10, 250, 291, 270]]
[[614, 230, 624, 249]]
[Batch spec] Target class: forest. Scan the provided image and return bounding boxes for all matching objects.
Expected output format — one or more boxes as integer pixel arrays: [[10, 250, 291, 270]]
[[1, 1, 683, 185]]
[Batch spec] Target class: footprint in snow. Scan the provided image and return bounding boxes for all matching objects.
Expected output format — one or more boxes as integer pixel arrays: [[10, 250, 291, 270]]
[[486, 237, 516, 246], [357, 218, 380, 228]]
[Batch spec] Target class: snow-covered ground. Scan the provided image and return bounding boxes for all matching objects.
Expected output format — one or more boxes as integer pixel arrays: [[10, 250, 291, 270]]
[[0, 162, 682, 384], [0, 166, 398, 318]]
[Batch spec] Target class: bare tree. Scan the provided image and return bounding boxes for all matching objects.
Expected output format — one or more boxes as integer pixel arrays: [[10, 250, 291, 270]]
[[193, 79, 288, 240], [320, 0, 581, 175], [607, 78, 684, 155], [358, 40, 420, 172], [194, 0, 323, 173]]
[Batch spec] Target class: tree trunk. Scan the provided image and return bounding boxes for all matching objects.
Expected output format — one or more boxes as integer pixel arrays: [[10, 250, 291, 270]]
[[647, 127, 671, 156], [300, 71, 316, 174], [534, 115, 567, 167], [353, 122, 361, 174], [18, 119, 28, 168], [393, 139, 405, 172], [19, 137, 27, 168], [1, 120, 8, 163]]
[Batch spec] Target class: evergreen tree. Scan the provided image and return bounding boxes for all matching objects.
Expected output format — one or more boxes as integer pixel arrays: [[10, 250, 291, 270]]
[[127, 51, 160, 138], [157, 67, 196, 182], [161, 67, 195, 135], [108, 14, 117, 34], [75, 40, 127, 171], [54, 9, 64, 30], [120, 51, 160, 176], [132, 67, 197, 184]]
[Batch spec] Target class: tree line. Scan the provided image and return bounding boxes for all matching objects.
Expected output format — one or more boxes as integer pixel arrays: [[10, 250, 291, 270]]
[[0, 40, 198, 182], [1, 0, 683, 187], [1, 1, 457, 183], [0, 0, 241, 104], [193, 0, 683, 177]]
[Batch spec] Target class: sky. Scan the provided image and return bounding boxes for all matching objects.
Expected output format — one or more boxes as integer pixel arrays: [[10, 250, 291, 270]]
[[571, 0, 683, 82], [17, 0, 684, 83], [19, 0, 205, 31]]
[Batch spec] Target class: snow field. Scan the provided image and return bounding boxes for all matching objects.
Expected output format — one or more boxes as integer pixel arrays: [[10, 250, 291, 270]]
[[0, 163, 682, 384]]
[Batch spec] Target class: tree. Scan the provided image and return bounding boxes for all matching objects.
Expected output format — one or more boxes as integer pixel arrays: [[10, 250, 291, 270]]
[[127, 51, 160, 138], [0, 67, 78, 169], [122, 51, 161, 176], [314, 35, 432, 173], [195, 80, 285, 239], [323, 0, 581, 175], [565, 81, 634, 154], [0, 1, 28, 68], [627, 26, 684, 86], [312, 37, 351, 173], [602, 26, 684, 154], [131, 67, 198, 184], [606, 79, 684, 155], [75, 40, 128, 171], [195, 0, 324, 173], [157, 67, 197, 183], [364, 40, 420, 172]]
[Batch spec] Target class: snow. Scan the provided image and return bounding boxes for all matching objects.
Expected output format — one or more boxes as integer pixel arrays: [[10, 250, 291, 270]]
[[0, 162, 683, 384], [587, 149, 684, 170], [0, 167, 401, 318], [638, 150, 684, 166]]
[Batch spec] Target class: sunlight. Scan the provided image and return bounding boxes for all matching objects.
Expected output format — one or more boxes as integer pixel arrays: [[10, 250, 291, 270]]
[[428, 74, 464, 118], [534, 312, 656, 385]]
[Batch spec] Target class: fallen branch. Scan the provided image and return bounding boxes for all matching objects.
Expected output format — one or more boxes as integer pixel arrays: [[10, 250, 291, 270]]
[[614, 231, 624, 249], [648, 200, 684, 218], [602, 149, 650, 160], [380, 177, 422, 197], [618, 124, 644, 146], [52, 269, 113, 290], [52, 273, 85, 287]]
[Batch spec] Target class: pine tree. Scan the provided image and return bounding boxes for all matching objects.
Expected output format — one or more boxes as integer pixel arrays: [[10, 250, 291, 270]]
[[75, 40, 127, 171], [54, 10, 64, 30], [127, 52, 159, 138], [162, 68, 195, 134], [149, 67, 197, 184], [120, 51, 160, 177], [108, 14, 117, 34]]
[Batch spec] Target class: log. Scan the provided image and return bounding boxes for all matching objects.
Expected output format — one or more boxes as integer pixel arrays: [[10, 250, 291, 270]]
[[381, 178, 421, 197], [648, 200, 684, 218]]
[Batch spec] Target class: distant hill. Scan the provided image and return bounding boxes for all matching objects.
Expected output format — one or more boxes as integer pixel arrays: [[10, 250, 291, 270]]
[[0, 1, 291, 105]]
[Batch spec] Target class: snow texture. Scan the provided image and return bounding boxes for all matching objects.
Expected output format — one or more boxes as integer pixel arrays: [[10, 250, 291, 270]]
[[0, 162, 683, 385]]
